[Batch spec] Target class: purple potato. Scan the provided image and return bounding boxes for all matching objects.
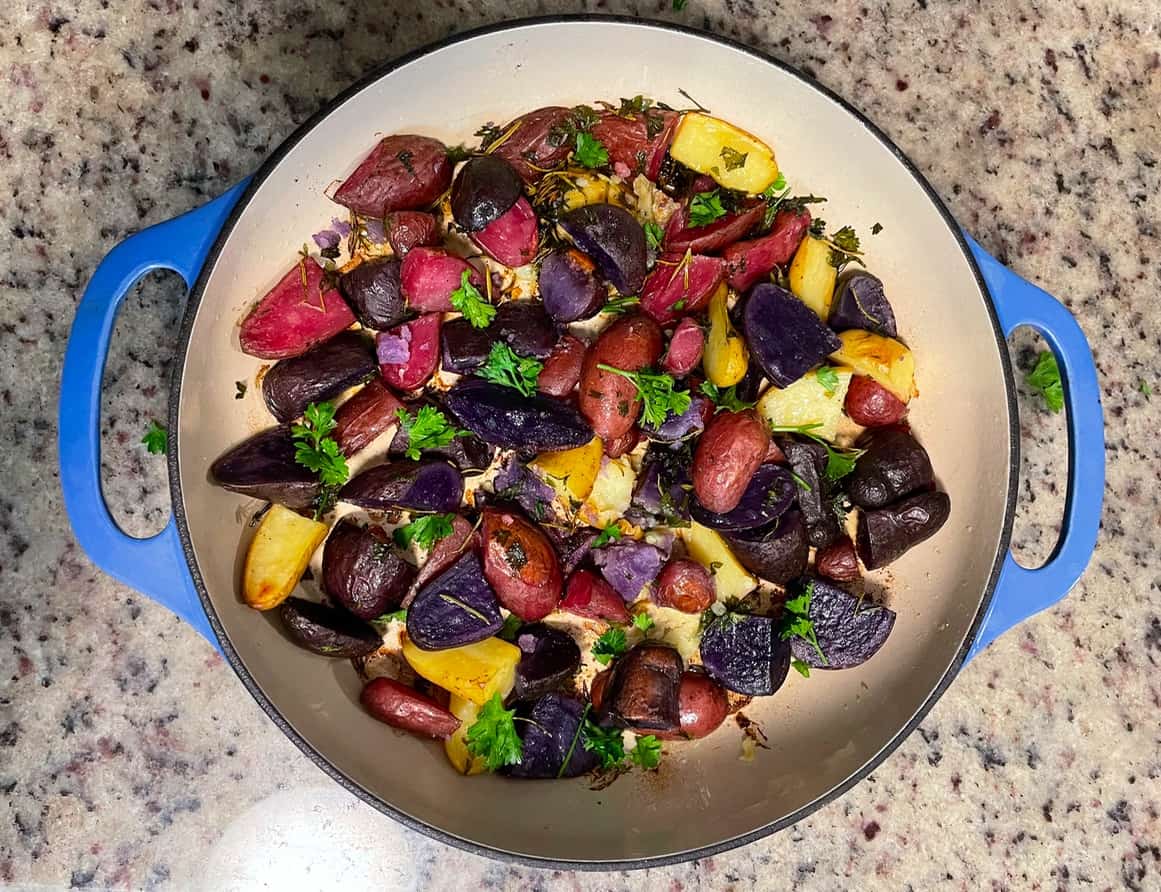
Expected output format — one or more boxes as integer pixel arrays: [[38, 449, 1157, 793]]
[[338, 258, 407, 330], [828, 270, 898, 338], [626, 442, 692, 529], [279, 597, 381, 657], [405, 552, 503, 650], [640, 394, 710, 443], [491, 300, 558, 359], [743, 283, 842, 388], [339, 461, 464, 513], [600, 644, 683, 733], [789, 577, 896, 669], [724, 509, 809, 584], [558, 204, 648, 294], [592, 540, 665, 602], [261, 331, 376, 423], [539, 251, 606, 323], [209, 427, 320, 509], [450, 154, 523, 232], [321, 519, 415, 620], [690, 463, 795, 532], [857, 491, 950, 570], [441, 317, 495, 373], [699, 613, 791, 696], [444, 379, 593, 452], [547, 528, 597, 576], [506, 693, 599, 779], [513, 623, 582, 699], [491, 455, 560, 523], [778, 437, 842, 549], [846, 428, 935, 509]]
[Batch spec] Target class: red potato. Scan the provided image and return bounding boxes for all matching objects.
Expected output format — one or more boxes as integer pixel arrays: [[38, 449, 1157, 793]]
[[656, 672, 730, 740], [360, 677, 460, 740], [764, 438, 787, 464], [639, 253, 726, 325], [239, 259, 355, 360], [662, 318, 705, 377], [844, 375, 908, 427], [482, 508, 563, 621], [590, 109, 678, 178], [578, 314, 663, 441], [333, 378, 405, 457], [653, 559, 716, 614], [692, 409, 771, 514], [491, 106, 575, 182], [400, 247, 484, 313], [816, 537, 861, 582], [603, 427, 640, 459], [559, 569, 630, 623], [663, 201, 765, 255], [379, 314, 441, 391], [333, 135, 452, 218], [407, 514, 477, 602], [473, 197, 539, 268], [537, 335, 587, 397], [590, 667, 614, 711], [386, 211, 440, 257], [724, 208, 812, 292]]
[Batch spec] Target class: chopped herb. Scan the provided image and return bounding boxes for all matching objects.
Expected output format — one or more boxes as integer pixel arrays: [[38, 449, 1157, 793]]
[[778, 581, 827, 664], [396, 150, 415, 175], [449, 269, 495, 329], [445, 144, 473, 164], [592, 523, 623, 549], [557, 702, 591, 778], [465, 692, 524, 772], [395, 406, 467, 460], [809, 217, 827, 238], [825, 225, 864, 269], [570, 104, 600, 132], [234, 380, 247, 399], [1140, 380, 1153, 398], [574, 131, 609, 169], [475, 122, 503, 149], [582, 720, 626, 769], [816, 365, 840, 395], [376, 608, 407, 624], [832, 493, 851, 525], [699, 381, 757, 413], [629, 735, 662, 769], [291, 403, 349, 518], [688, 189, 727, 228], [498, 613, 524, 641], [596, 364, 691, 428], [393, 513, 456, 550], [768, 421, 865, 481], [791, 658, 811, 678], [142, 420, 168, 455], [719, 146, 748, 170], [871, 222, 884, 235], [790, 470, 812, 492], [763, 172, 787, 195], [478, 342, 544, 398], [592, 627, 628, 665], [602, 295, 641, 315], [643, 220, 664, 250], [708, 560, 723, 576], [439, 593, 490, 624], [618, 95, 654, 116], [1025, 351, 1064, 413], [632, 612, 655, 633]]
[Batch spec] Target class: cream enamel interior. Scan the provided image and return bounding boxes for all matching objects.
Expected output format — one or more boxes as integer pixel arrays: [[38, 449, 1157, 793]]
[[176, 21, 1013, 863]]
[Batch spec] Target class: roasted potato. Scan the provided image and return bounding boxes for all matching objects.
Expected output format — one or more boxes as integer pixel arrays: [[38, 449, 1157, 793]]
[[668, 113, 779, 194], [242, 504, 328, 611]]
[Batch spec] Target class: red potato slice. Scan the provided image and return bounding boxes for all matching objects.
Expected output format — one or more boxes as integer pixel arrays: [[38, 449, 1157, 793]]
[[239, 259, 355, 360], [663, 201, 765, 255], [386, 211, 441, 257], [333, 378, 405, 457], [537, 335, 587, 397], [661, 317, 706, 378], [724, 208, 812, 292], [481, 508, 562, 622], [639, 253, 726, 325], [591, 109, 678, 178], [491, 106, 575, 183], [333, 134, 452, 218], [472, 197, 539, 268], [559, 569, 630, 623], [400, 247, 484, 313], [379, 314, 441, 391], [577, 314, 663, 441]]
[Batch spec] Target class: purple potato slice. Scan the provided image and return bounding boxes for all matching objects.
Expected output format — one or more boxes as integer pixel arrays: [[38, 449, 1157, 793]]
[[261, 331, 376, 423], [828, 270, 898, 338], [690, 463, 795, 532], [600, 644, 683, 733], [558, 204, 648, 294], [405, 552, 503, 650], [444, 379, 592, 452], [699, 613, 791, 697], [506, 693, 600, 779], [450, 154, 523, 231], [724, 509, 809, 584], [209, 427, 320, 510], [846, 428, 935, 509], [513, 623, 582, 699], [279, 597, 381, 657], [788, 576, 896, 669], [338, 258, 407, 330], [743, 283, 842, 388], [339, 461, 464, 513], [857, 491, 951, 569]]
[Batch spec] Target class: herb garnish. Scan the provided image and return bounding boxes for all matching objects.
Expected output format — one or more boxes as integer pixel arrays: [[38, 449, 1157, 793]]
[[1025, 351, 1063, 413], [791, 658, 812, 678], [629, 735, 662, 769], [768, 421, 865, 481], [617, 95, 654, 116], [643, 220, 664, 250], [291, 402, 350, 517], [810, 218, 827, 238], [377, 608, 407, 623], [596, 364, 692, 428], [816, 366, 840, 396], [465, 692, 524, 772], [234, 381, 247, 400], [790, 470, 812, 492], [601, 295, 641, 315], [142, 420, 168, 455], [478, 342, 544, 397], [592, 627, 628, 665], [719, 146, 748, 170], [688, 189, 727, 228], [498, 613, 523, 642], [393, 513, 456, 550], [449, 269, 495, 329], [582, 720, 626, 769], [672, 0, 688, 10], [632, 612, 655, 633], [699, 381, 756, 413], [445, 144, 472, 164], [826, 225, 864, 269], [778, 581, 827, 664], [395, 406, 467, 460], [871, 222, 884, 235], [574, 131, 610, 169], [1141, 380, 1153, 398], [592, 523, 623, 549]]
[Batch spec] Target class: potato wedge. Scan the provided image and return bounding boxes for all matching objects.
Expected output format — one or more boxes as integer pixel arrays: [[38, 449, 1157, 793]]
[[401, 635, 520, 705], [579, 456, 637, 528], [530, 437, 603, 503], [242, 504, 328, 611], [444, 695, 487, 775], [703, 284, 748, 387], [680, 521, 757, 603], [669, 113, 779, 194], [789, 235, 838, 319], [757, 368, 853, 441], [830, 330, 917, 402]]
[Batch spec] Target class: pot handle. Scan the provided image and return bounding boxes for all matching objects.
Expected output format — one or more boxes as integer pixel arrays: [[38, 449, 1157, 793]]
[[59, 181, 250, 651], [963, 235, 1104, 661]]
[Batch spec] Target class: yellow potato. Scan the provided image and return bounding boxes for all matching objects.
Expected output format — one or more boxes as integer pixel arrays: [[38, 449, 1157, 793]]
[[789, 236, 838, 319], [830, 330, 917, 402], [444, 695, 487, 775], [579, 456, 636, 528], [757, 368, 853, 442], [242, 504, 328, 610], [680, 522, 757, 603], [561, 175, 629, 210], [669, 113, 780, 194], [703, 284, 748, 387], [401, 635, 520, 706], [530, 437, 603, 503]]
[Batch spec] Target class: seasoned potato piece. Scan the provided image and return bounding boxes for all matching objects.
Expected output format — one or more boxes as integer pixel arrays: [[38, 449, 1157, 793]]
[[579, 456, 637, 528], [444, 695, 487, 775], [242, 504, 328, 611], [669, 113, 779, 194], [703, 284, 748, 387], [757, 368, 853, 441], [830, 330, 917, 402], [789, 236, 838, 319], [679, 521, 757, 603], [530, 437, 604, 503], [401, 635, 520, 706]]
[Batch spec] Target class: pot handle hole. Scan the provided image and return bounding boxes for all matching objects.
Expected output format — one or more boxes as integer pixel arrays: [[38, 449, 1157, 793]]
[[963, 235, 1105, 661], [59, 181, 251, 651]]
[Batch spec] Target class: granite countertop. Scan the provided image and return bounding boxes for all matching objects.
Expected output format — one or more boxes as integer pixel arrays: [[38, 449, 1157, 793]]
[[2, 1, 1158, 888]]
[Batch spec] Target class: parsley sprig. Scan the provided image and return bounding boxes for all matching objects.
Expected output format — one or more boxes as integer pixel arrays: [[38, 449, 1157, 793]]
[[699, 382, 756, 413], [465, 692, 523, 772], [768, 421, 865, 482], [581, 721, 662, 771], [629, 734, 662, 769], [816, 366, 840, 396], [688, 189, 727, 228], [591, 627, 628, 665], [142, 420, 168, 455], [1025, 351, 1063, 413], [592, 523, 623, 549], [478, 342, 544, 397], [393, 513, 456, 550], [596, 364, 692, 428], [823, 225, 865, 270], [395, 406, 467, 460], [643, 221, 664, 250], [574, 131, 609, 169], [632, 612, 655, 633], [292, 402, 350, 517], [779, 581, 827, 665], [601, 295, 641, 316], [449, 269, 495, 329]]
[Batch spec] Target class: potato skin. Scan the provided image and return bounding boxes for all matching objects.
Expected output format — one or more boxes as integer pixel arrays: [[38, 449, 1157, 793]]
[[815, 537, 861, 582], [653, 559, 716, 614], [578, 315, 663, 441], [481, 508, 563, 621], [386, 211, 440, 257], [360, 677, 461, 740], [334, 135, 452, 217], [657, 672, 730, 740], [692, 409, 771, 514], [490, 106, 574, 182], [844, 375, 908, 427], [661, 317, 705, 378], [537, 335, 586, 397]]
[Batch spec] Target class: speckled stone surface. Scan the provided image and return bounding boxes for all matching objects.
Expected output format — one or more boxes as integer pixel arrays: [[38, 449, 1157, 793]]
[[2, 1, 1158, 889]]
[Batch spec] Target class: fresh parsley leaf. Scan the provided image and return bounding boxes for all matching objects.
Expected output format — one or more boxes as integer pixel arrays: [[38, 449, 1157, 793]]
[[699, 381, 756, 413], [871, 222, 884, 235], [827, 225, 864, 269], [395, 406, 466, 460], [816, 365, 840, 396], [719, 146, 748, 171], [393, 513, 456, 550], [765, 172, 787, 194], [142, 420, 168, 455], [688, 189, 727, 228], [1025, 351, 1064, 413], [445, 144, 473, 164], [376, 608, 407, 623], [630, 735, 662, 769], [292, 402, 349, 487], [592, 523, 623, 549], [791, 658, 811, 678], [498, 613, 523, 642], [465, 693, 524, 772], [478, 342, 544, 397], [767, 422, 865, 482], [574, 131, 609, 169], [632, 612, 655, 633], [449, 269, 495, 329], [596, 364, 691, 428], [778, 582, 827, 665], [618, 95, 654, 116], [582, 720, 626, 770], [592, 627, 628, 665], [234, 380, 247, 399], [601, 295, 641, 315], [643, 220, 664, 250]]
